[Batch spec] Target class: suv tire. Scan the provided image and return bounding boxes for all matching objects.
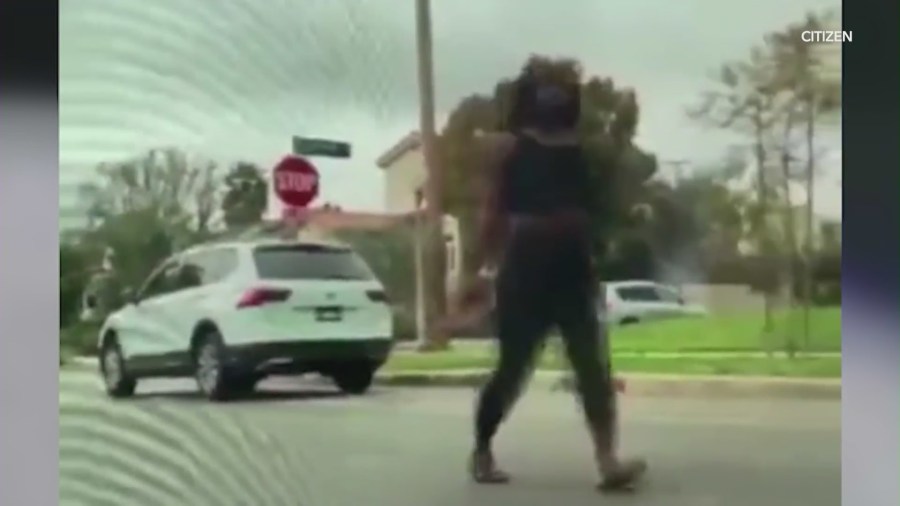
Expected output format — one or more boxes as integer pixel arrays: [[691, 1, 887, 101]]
[[331, 365, 375, 395], [193, 330, 236, 402], [230, 374, 264, 396], [100, 337, 137, 398]]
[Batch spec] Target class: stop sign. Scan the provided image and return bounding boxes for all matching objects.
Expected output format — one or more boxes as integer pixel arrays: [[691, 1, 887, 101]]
[[272, 155, 320, 208]]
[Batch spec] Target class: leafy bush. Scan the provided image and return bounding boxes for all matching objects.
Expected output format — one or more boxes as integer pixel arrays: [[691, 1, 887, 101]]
[[60, 321, 102, 357], [335, 227, 418, 341], [60, 243, 97, 328], [811, 253, 841, 305], [392, 308, 418, 342]]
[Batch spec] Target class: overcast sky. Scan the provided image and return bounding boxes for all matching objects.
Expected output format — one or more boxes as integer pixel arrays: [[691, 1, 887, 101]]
[[60, 0, 841, 218]]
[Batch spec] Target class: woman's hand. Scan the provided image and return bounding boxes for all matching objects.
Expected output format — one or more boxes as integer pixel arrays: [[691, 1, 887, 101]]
[[439, 273, 494, 333], [456, 274, 492, 311]]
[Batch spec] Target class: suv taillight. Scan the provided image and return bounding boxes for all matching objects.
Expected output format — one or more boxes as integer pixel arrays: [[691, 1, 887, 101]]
[[237, 287, 291, 309], [366, 290, 389, 303]]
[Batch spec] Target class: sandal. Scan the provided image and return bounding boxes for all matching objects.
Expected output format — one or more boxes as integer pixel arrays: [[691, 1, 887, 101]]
[[597, 458, 647, 493], [469, 450, 511, 484]]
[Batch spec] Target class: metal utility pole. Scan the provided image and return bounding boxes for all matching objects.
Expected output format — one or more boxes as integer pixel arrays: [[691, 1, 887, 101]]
[[413, 190, 427, 348], [802, 107, 817, 352], [414, 0, 448, 349]]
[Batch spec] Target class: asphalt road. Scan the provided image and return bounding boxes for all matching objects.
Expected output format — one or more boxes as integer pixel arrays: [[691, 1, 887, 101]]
[[60, 371, 840, 506]]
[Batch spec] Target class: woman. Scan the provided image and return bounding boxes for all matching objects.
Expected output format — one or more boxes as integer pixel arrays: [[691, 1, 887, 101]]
[[447, 56, 646, 492]]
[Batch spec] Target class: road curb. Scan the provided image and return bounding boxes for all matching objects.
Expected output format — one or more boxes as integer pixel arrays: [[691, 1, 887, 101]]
[[66, 357, 840, 399], [70, 356, 98, 368], [376, 370, 841, 400]]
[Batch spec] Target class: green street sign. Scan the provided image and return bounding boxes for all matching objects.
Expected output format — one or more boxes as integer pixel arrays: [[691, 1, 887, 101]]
[[292, 136, 352, 158]]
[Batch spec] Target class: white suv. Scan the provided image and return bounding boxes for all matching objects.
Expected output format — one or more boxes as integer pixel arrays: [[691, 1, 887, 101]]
[[97, 238, 394, 401], [600, 280, 708, 326]]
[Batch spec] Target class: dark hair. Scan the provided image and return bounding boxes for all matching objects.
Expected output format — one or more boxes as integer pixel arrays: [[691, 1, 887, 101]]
[[507, 56, 582, 132]]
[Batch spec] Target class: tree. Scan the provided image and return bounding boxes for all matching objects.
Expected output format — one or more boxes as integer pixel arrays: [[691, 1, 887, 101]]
[[78, 147, 222, 240], [767, 90, 803, 332], [766, 10, 841, 349], [819, 221, 841, 254], [82, 209, 182, 293], [675, 175, 746, 261], [60, 241, 98, 328], [689, 46, 783, 342], [336, 226, 417, 340], [667, 149, 752, 268], [76, 147, 220, 296], [194, 160, 221, 238], [222, 162, 268, 230], [439, 58, 658, 280]]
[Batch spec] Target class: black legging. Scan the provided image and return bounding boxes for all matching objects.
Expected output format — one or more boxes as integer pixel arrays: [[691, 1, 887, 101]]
[[475, 229, 616, 451]]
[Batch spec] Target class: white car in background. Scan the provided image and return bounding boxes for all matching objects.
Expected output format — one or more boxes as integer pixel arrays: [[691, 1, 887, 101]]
[[97, 238, 394, 401], [600, 280, 708, 326]]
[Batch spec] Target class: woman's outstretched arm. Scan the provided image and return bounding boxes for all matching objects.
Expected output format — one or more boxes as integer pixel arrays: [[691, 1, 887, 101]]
[[471, 132, 516, 273], [441, 133, 516, 328]]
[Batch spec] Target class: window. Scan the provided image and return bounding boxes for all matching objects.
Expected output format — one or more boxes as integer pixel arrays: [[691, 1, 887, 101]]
[[138, 260, 182, 300], [181, 248, 239, 286], [207, 248, 239, 283], [253, 244, 373, 281], [445, 235, 455, 271], [174, 261, 204, 290], [654, 286, 683, 304], [615, 286, 662, 302]]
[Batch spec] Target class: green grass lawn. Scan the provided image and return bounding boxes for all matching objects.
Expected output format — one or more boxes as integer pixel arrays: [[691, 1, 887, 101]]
[[59, 307, 841, 378], [609, 306, 841, 353], [385, 352, 841, 378], [607, 355, 840, 378], [385, 307, 842, 378]]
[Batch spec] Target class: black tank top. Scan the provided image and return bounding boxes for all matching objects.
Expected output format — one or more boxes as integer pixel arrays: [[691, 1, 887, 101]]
[[498, 134, 593, 216]]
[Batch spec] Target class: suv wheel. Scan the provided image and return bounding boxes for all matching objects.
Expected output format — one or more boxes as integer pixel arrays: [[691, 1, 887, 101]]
[[193, 331, 234, 401], [620, 317, 640, 326], [100, 338, 137, 398], [230, 374, 263, 396], [331, 365, 375, 395]]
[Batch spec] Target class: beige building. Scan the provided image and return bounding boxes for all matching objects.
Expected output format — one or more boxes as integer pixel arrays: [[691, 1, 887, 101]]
[[376, 131, 462, 293], [376, 132, 427, 215]]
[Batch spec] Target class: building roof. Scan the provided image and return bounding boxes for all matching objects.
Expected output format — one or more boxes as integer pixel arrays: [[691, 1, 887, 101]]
[[303, 208, 422, 230], [240, 207, 425, 238], [375, 131, 421, 169]]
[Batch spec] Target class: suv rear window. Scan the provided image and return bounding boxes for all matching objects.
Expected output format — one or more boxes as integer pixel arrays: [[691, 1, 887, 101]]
[[253, 244, 373, 280]]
